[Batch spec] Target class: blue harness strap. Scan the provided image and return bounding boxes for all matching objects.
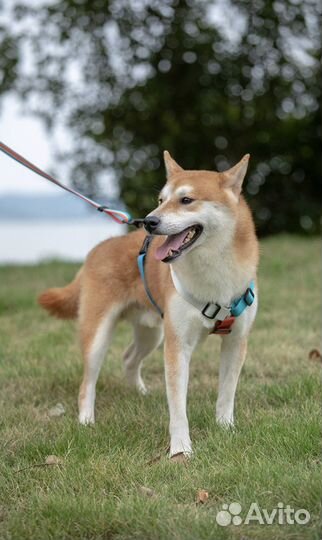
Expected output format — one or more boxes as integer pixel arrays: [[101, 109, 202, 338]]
[[231, 280, 255, 317], [137, 236, 164, 318]]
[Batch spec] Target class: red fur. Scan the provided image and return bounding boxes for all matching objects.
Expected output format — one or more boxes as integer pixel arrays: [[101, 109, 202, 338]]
[[38, 270, 82, 320]]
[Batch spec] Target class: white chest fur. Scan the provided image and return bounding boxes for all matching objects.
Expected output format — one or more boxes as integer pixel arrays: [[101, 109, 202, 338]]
[[171, 237, 255, 308]]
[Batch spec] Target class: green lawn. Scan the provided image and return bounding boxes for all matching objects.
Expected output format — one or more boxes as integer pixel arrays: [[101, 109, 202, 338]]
[[0, 235, 321, 540]]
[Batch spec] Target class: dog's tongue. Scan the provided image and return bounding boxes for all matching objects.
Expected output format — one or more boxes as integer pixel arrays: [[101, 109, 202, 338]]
[[155, 230, 188, 261]]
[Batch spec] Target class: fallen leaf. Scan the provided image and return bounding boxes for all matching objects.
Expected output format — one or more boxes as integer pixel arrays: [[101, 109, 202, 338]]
[[308, 349, 322, 362], [196, 489, 209, 504], [48, 403, 66, 417], [45, 454, 63, 466], [139, 486, 156, 498]]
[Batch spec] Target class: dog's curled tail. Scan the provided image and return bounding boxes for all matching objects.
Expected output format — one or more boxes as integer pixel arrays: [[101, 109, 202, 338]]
[[38, 269, 82, 320]]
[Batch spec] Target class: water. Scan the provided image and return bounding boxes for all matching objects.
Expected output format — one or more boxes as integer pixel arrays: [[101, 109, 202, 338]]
[[0, 219, 125, 264]]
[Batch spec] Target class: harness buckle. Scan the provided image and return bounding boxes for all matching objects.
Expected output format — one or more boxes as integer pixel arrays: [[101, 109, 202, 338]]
[[201, 303, 231, 321], [201, 302, 220, 319], [128, 218, 145, 228], [244, 287, 255, 306], [210, 316, 235, 335], [214, 305, 232, 321]]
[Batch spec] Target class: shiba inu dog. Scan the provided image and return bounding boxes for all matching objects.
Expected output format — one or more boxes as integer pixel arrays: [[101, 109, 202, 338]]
[[39, 152, 259, 458]]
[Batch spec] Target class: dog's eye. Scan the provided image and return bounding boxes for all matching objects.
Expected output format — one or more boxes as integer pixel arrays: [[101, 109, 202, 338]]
[[158, 198, 163, 205], [181, 197, 194, 205]]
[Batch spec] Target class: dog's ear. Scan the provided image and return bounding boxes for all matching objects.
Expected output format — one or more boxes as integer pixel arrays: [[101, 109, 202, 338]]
[[223, 154, 250, 197], [163, 151, 183, 177]]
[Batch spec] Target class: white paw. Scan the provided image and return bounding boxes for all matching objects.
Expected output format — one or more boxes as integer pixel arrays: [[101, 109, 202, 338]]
[[126, 371, 148, 395], [170, 438, 192, 458], [216, 414, 234, 429], [78, 409, 95, 425], [137, 378, 148, 395]]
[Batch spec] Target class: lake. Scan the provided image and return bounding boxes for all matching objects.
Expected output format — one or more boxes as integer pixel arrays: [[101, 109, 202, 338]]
[[0, 219, 125, 264]]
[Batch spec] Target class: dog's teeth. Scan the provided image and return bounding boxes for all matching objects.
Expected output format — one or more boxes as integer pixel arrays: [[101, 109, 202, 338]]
[[169, 228, 199, 258], [169, 249, 179, 256]]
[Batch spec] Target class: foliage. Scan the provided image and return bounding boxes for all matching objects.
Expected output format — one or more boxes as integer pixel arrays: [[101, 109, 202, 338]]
[[1, 0, 321, 234]]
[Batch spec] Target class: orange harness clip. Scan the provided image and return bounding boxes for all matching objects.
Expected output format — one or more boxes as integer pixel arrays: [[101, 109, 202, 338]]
[[210, 316, 235, 335]]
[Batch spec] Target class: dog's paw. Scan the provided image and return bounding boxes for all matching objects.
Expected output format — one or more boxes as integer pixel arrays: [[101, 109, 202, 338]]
[[169, 438, 192, 459], [78, 410, 95, 425], [125, 370, 148, 395], [137, 379, 149, 396], [216, 415, 235, 430]]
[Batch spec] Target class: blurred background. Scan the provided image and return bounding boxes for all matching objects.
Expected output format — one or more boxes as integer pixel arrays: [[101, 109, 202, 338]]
[[0, 0, 321, 264]]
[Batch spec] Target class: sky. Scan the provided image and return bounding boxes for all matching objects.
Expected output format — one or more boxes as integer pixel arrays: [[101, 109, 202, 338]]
[[0, 95, 58, 195], [0, 0, 58, 196]]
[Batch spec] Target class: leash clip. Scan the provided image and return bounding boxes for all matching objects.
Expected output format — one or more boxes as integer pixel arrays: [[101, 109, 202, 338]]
[[128, 218, 145, 228]]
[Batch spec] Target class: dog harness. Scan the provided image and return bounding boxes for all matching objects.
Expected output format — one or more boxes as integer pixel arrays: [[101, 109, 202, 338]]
[[137, 235, 164, 318], [137, 235, 255, 335]]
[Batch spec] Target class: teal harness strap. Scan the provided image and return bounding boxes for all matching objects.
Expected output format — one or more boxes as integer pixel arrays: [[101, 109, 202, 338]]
[[231, 280, 255, 317], [137, 236, 163, 318]]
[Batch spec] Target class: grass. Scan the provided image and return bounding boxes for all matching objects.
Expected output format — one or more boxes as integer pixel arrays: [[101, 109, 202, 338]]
[[0, 234, 321, 540]]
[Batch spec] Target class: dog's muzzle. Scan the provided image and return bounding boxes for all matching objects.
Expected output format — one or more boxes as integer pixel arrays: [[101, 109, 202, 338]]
[[144, 216, 160, 233]]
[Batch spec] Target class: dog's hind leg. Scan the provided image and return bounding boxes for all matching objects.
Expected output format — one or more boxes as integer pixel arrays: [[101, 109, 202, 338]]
[[78, 303, 121, 424], [123, 323, 163, 394]]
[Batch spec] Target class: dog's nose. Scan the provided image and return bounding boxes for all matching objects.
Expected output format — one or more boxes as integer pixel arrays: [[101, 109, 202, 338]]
[[144, 216, 161, 233]]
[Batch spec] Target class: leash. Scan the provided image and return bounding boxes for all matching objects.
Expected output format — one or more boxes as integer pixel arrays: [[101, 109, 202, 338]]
[[0, 141, 144, 228]]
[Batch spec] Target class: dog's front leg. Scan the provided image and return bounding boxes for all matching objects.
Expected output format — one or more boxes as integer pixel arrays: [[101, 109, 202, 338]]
[[164, 312, 199, 458], [216, 335, 248, 427]]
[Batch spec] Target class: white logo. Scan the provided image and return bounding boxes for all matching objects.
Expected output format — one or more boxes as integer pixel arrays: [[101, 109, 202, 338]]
[[216, 502, 242, 526], [216, 502, 310, 526]]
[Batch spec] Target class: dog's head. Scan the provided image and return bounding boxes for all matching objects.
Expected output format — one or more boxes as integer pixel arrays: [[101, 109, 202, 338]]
[[144, 151, 250, 263]]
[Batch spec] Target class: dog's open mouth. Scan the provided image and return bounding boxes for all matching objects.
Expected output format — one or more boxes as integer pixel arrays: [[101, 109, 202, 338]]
[[154, 225, 203, 263]]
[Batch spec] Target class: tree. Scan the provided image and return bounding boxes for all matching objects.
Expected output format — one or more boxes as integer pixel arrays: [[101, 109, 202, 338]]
[[1, 0, 321, 234]]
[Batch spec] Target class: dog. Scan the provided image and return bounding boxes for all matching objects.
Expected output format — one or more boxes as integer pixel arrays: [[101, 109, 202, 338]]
[[38, 151, 259, 458]]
